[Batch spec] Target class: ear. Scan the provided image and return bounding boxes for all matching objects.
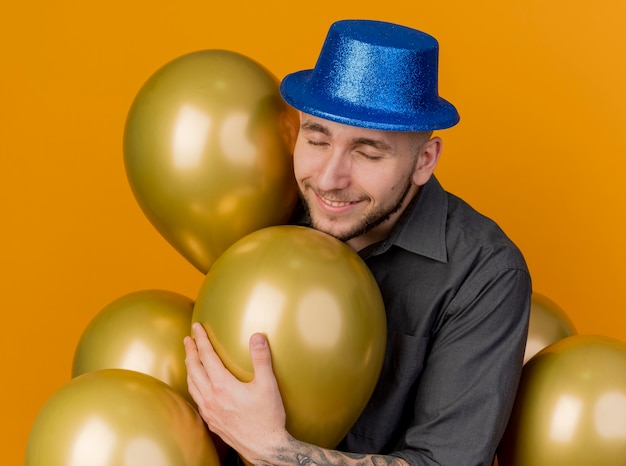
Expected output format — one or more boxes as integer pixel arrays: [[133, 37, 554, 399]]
[[412, 136, 442, 186]]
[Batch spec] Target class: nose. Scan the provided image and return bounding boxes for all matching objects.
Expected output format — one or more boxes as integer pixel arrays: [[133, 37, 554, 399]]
[[317, 149, 351, 191]]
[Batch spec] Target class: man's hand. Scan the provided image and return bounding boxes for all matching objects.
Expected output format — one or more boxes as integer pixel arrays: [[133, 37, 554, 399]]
[[184, 322, 290, 463]]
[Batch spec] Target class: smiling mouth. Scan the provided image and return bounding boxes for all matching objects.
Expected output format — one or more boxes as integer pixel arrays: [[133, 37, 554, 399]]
[[319, 196, 356, 208], [301, 182, 365, 212]]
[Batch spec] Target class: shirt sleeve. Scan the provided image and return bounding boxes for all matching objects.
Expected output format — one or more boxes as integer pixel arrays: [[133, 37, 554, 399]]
[[393, 266, 531, 466]]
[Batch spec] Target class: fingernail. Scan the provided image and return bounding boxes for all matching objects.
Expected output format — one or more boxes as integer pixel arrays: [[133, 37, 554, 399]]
[[250, 333, 267, 349]]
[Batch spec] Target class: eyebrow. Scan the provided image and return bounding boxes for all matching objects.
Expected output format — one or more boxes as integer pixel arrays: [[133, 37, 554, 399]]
[[352, 137, 392, 151], [301, 120, 331, 136], [300, 120, 393, 151]]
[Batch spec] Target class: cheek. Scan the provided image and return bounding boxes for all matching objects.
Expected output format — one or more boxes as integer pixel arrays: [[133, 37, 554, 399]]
[[358, 164, 412, 198], [293, 150, 307, 181], [356, 163, 397, 188], [293, 142, 316, 181]]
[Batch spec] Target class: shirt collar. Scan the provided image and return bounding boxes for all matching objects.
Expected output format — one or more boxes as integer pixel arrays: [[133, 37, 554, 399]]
[[361, 175, 448, 263]]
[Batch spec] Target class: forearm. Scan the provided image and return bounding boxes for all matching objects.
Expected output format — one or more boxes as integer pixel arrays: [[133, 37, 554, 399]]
[[255, 436, 410, 466]]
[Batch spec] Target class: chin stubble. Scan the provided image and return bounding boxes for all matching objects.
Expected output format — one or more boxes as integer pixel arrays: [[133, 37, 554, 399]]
[[298, 176, 413, 242]]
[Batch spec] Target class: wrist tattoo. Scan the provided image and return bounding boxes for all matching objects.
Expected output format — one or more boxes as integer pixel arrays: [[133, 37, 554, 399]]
[[273, 436, 404, 466], [294, 451, 401, 466]]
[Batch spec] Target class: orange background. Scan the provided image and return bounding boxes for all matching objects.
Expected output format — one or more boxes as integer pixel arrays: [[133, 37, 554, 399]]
[[2, 0, 625, 461]]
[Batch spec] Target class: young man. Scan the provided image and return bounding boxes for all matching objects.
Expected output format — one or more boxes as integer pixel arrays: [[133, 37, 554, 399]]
[[185, 19, 531, 466]]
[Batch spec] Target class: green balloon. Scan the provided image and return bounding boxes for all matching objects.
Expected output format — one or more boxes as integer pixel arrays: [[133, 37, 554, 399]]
[[26, 369, 220, 466], [192, 225, 387, 449], [72, 289, 194, 403], [524, 293, 577, 364], [124, 50, 299, 273], [499, 335, 626, 465]]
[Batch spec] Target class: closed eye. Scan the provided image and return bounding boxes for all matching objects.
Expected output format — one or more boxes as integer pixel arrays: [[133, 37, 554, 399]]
[[307, 139, 329, 147], [357, 151, 383, 161]]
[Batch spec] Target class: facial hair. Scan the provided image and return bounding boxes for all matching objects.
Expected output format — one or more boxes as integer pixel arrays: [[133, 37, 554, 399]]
[[299, 174, 414, 243]]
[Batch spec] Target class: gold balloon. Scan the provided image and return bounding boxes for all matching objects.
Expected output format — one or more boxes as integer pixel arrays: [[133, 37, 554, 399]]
[[498, 335, 626, 465], [192, 225, 387, 448], [72, 289, 194, 402], [26, 369, 220, 466], [524, 292, 577, 364], [124, 50, 299, 273]]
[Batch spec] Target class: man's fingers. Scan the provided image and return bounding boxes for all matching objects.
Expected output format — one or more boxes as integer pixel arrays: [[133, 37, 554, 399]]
[[186, 373, 198, 398], [184, 332, 211, 389], [191, 322, 228, 372], [187, 324, 276, 390], [249, 333, 276, 386]]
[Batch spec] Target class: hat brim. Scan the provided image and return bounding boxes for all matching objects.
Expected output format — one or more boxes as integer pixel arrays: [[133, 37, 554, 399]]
[[280, 70, 460, 132]]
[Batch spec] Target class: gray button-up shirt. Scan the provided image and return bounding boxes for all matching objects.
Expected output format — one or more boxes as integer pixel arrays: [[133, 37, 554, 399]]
[[333, 176, 531, 465]]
